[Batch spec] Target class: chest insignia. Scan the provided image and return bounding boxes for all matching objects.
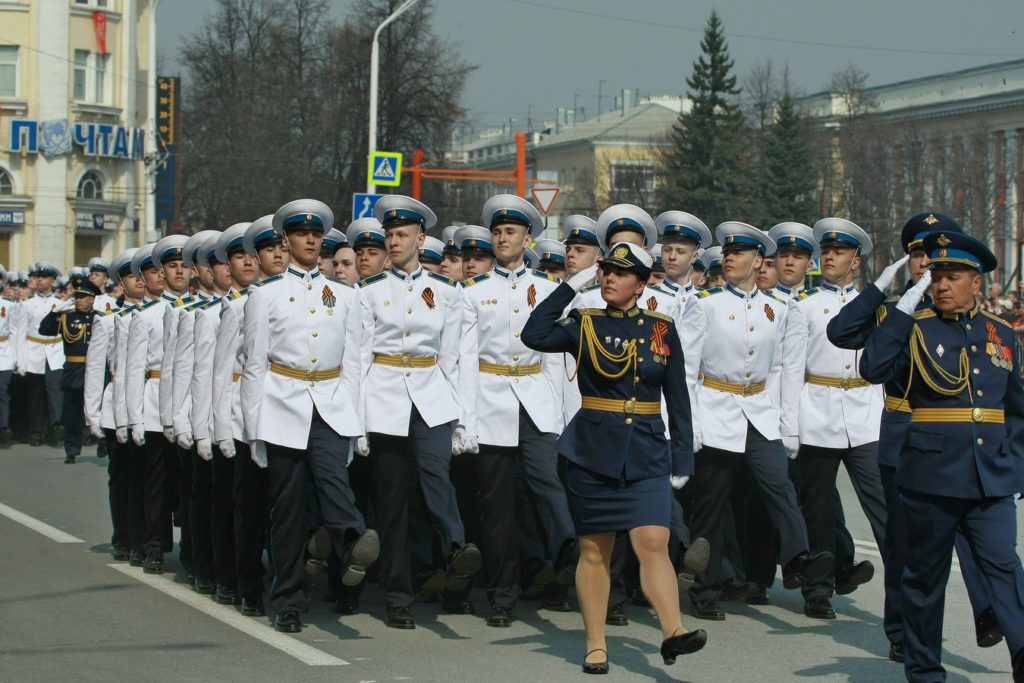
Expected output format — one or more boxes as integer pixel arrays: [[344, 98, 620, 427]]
[[764, 303, 775, 323], [646, 296, 658, 311], [321, 285, 336, 309], [935, 344, 944, 358], [527, 284, 537, 308], [422, 287, 436, 310], [650, 320, 670, 358]]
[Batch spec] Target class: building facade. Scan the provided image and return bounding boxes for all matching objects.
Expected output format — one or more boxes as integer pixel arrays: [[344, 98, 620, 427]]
[[0, 0, 156, 271]]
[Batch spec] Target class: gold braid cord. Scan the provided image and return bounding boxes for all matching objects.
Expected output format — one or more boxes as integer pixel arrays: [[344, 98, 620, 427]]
[[58, 314, 87, 345], [897, 323, 972, 408], [569, 313, 638, 382]]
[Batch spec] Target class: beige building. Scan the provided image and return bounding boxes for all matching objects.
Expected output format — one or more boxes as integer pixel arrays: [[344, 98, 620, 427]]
[[0, 0, 157, 272]]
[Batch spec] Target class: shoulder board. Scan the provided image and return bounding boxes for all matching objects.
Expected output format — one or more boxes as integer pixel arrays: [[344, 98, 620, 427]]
[[101, 308, 119, 316], [982, 310, 1012, 328], [358, 272, 389, 288], [760, 289, 782, 302], [462, 273, 491, 288], [696, 287, 722, 299], [913, 309, 936, 320], [796, 288, 819, 301], [117, 304, 138, 317], [140, 299, 159, 310], [577, 307, 606, 316], [427, 271, 457, 287], [172, 296, 194, 308], [558, 316, 577, 326], [645, 310, 674, 322], [185, 299, 206, 312], [327, 276, 352, 289], [884, 294, 900, 303], [227, 290, 245, 301], [580, 283, 601, 293], [253, 274, 283, 288], [201, 298, 223, 310], [648, 283, 673, 296], [531, 269, 562, 284]]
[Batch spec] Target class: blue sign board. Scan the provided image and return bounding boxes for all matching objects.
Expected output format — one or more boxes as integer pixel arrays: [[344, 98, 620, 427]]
[[352, 193, 384, 222]]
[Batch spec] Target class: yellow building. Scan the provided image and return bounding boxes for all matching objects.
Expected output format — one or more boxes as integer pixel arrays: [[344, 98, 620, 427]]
[[0, 0, 157, 271]]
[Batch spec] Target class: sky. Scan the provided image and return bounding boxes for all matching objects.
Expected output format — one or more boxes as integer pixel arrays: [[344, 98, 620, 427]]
[[158, 0, 1024, 131]]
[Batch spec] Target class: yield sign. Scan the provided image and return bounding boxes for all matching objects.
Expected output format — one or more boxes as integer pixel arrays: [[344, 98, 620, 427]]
[[531, 187, 560, 215]]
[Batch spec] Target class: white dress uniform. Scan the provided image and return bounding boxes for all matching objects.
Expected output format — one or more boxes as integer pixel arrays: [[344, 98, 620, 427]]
[[159, 293, 198, 433], [126, 293, 178, 433], [212, 287, 251, 449], [18, 290, 65, 373], [191, 297, 223, 453], [0, 293, 22, 435], [94, 293, 119, 315], [111, 303, 139, 431], [84, 308, 118, 432]]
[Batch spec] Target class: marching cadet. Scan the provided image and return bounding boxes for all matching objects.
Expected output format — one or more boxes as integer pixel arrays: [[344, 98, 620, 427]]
[[456, 225, 495, 280], [332, 240, 359, 286], [756, 251, 778, 291], [84, 249, 141, 561], [458, 194, 575, 628], [687, 222, 832, 621], [826, 213, 997, 662], [357, 195, 478, 629], [648, 244, 666, 286], [126, 235, 191, 575], [656, 211, 713, 309], [562, 215, 601, 278], [440, 225, 464, 282], [319, 227, 345, 278], [860, 231, 1024, 683], [241, 199, 379, 634], [767, 223, 815, 300], [534, 238, 567, 280], [16, 261, 65, 446], [87, 257, 119, 314], [419, 235, 446, 274], [691, 250, 707, 289], [212, 215, 280, 618], [0, 265, 22, 447], [779, 219, 887, 619], [346, 217, 389, 279], [701, 247, 725, 289], [38, 280, 100, 463]]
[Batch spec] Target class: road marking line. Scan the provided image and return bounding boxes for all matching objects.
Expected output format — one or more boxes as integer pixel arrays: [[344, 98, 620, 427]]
[[0, 501, 84, 543], [108, 563, 348, 666]]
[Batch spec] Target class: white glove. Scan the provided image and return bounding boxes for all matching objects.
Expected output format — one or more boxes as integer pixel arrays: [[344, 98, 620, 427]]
[[162, 426, 175, 443], [873, 254, 910, 292], [460, 435, 479, 455], [452, 426, 466, 456], [354, 436, 370, 457], [177, 431, 194, 450], [895, 270, 931, 316], [567, 264, 599, 292], [217, 439, 236, 459], [693, 430, 703, 453], [131, 425, 146, 447], [57, 297, 75, 312], [782, 435, 800, 460], [115, 427, 128, 444], [89, 423, 103, 439], [15, 362, 25, 376], [670, 475, 689, 490], [196, 438, 213, 461], [251, 440, 268, 468]]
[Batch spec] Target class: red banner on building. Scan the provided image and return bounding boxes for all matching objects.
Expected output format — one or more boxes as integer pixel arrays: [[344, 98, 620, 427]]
[[92, 11, 107, 54]]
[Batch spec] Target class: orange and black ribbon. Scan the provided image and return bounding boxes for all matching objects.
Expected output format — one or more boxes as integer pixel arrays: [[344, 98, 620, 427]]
[[422, 287, 436, 310]]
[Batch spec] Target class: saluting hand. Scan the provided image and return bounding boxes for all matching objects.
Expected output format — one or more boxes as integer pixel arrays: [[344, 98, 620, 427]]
[[873, 254, 910, 292], [895, 270, 932, 316]]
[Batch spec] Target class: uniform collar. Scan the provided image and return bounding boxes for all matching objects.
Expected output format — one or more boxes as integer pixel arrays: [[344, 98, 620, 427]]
[[937, 305, 981, 321], [661, 279, 679, 292], [287, 265, 321, 281], [820, 280, 857, 295], [389, 266, 423, 282], [229, 286, 249, 296], [494, 263, 529, 281], [682, 282, 694, 295], [726, 283, 759, 301], [196, 290, 211, 301], [606, 304, 643, 318], [160, 292, 178, 303], [774, 283, 802, 297]]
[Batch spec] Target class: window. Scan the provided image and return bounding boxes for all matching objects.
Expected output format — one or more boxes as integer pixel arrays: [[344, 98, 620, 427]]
[[77, 171, 103, 200], [74, 50, 88, 100], [0, 45, 18, 98], [75, 0, 112, 7], [94, 53, 108, 102], [610, 161, 656, 203], [72, 50, 111, 104], [0, 168, 12, 196]]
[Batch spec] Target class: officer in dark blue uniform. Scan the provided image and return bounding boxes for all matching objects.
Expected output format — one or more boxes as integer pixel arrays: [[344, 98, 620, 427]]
[[827, 213, 997, 661], [39, 280, 100, 463], [859, 231, 1024, 682]]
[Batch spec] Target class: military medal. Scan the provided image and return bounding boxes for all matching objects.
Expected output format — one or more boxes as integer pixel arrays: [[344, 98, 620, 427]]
[[936, 344, 944, 357], [422, 287, 436, 310], [321, 285, 336, 308]]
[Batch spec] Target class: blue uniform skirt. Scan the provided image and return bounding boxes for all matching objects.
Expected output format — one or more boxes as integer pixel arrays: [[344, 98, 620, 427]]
[[562, 458, 671, 536]]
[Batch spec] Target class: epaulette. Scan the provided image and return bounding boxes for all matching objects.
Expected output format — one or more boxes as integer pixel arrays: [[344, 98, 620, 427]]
[[358, 272, 388, 288], [796, 288, 819, 301], [326, 276, 353, 288], [227, 290, 246, 301], [558, 317, 577, 327], [172, 295, 195, 308], [199, 297, 222, 310], [696, 287, 722, 299], [117, 304, 138, 317], [982, 310, 1012, 328], [427, 271, 457, 287], [253, 274, 283, 288], [139, 299, 159, 310], [580, 283, 602, 294], [577, 307, 606, 316], [462, 273, 490, 288], [531, 269, 562, 284], [913, 309, 936, 320], [645, 310, 674, 322], [761, 288, 782, 302], [648, 283, 674, 296], [884, 295, 900, 303], [185, 299, 207, 312]]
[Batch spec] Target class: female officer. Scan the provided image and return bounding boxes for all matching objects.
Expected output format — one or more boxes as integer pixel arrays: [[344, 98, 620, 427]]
[[522, 234, 706, 675]]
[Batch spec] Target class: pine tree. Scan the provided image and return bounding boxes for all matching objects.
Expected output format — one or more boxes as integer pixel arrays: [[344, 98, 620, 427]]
[[762, 90, 816, 225], [661, 11, 753, 223]]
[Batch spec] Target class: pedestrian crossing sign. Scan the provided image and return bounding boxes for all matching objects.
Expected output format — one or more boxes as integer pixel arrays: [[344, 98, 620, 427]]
[[368, 151, 403, 187]]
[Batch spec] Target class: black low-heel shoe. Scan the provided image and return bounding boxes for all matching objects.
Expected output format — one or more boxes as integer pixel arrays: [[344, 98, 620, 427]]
[[661, 629, 707, 665], [582, 648, 609, 675]]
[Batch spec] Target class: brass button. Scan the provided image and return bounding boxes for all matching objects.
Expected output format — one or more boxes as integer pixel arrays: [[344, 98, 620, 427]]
[[311, 357, 317, 363], [638, 358, 644, 363], [748, 348, 754, 355], [312, 331, 318, 338], [405, 371, 411, 377], [966, 323, 972, 330], [405, 330, 412, 337], [408, 286, 413, 292], [407, 308, 412, 314], [513, 378, 519, 384], [639, 338, 645, 344], [840, 297, 846, 303], [971, 345, 977, 352], [749, 326, 754, 332], [637, 319, 644, 326], [747, 304, 752, 310], [513, 355, 519, 361], [289, 296, 295, 302], [729, 314, 735, 320], [977, 390, 984, 397], [625, 417, 633, 425], [309, 307, 315, 313], [845, 363, 851, 370], [977, 437, 984, 445], [824, 308, 830, 314], [513, 307, 520, 313], [746, 371, 751, 378], [307, 284, 312, 291], [973, 368, 980, 375], [514, 332, 520, 337]]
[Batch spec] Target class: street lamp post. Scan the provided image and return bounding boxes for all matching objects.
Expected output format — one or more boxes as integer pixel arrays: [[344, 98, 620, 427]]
[[367, 0, 420, 194], [146, 0, 162, 242]]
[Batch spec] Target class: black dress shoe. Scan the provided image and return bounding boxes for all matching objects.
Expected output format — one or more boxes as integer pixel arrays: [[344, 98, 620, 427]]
[[143, 553, 164, 574], [582, 648, 609, 675], [605, 603, 629, 626], [720, 578, 761, 601], [334, 597, 359, 615], [888, 641, 904, 663], [129, 552, 145, 567], [240, 593, 265, 617], [442, 597, 475, 615], [63, 456, 74, 464], [804, 596, 837, 619], [185, 570, 196, 585], [194, 578, 216, 595], [385, 606, 415, 629], [783, 551, 834, 589], [414, 567, 447, 600], [542, 594, 573, 612], [274, 610, 302, 633], [521, 559, 555, 600], [29, 436, 42, 447], [976, 607, 1004, 648], [342, 530, 380, 587], [444, 543, 482, 593], [835, 560, 874, 595], [486, 607, 512, 627], [682, 537, 711, 575], [745, 588, 771, 606], [691, 599, 725, 621], [661, 629, 707, 664], [112, 546, 131, 562], [215, 586, 239, 605]]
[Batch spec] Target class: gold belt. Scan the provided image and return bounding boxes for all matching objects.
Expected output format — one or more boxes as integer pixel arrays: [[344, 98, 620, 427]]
[[269, 362, 340, 382], [27, 336, 60, 344], [805, 373, 871, 390], [911, 407, 1004, 424], [145, 370, 161, 379], [373, 353, 437, 368], [479, 361, 541, 377], [581, 396, 661, 415], [0, 335, 8, 342], [65, 356, 87, 363], [701, 374, 765, 397], [884, 396, 911, 413], [232, 372, 241, 383]]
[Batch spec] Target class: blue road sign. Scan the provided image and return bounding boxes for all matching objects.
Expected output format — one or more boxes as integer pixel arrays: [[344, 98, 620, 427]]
[[352, 193, 384, 222]]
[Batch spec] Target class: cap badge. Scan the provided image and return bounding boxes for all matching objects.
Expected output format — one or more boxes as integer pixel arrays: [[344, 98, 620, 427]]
[[613, 246, 628, 259], [501, 209, 508, 216], [727, 235, 735, 243], [617, 219, 624, 226], [306, 213, 313, 221], [829, 231, 837, 239], [789, 236, 797, 243], [389, 210, 397, 217], [936, 234, 952, 247], [924, 214, 939, 225], [938, 249, 947, 258]]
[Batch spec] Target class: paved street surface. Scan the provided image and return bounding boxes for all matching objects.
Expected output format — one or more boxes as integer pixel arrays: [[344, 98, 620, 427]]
[[0, 443, 1018, 682]]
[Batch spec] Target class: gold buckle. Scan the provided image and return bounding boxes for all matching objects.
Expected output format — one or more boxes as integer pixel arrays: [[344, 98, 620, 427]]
[[972, 407, 984, 423], [401, 354, 412, 368], [306, 369, 317, 383], [838, 377, 851, 390], [741, 384, 755, 397], [508, 365, 520, 377], [623, 399, 635, 414]]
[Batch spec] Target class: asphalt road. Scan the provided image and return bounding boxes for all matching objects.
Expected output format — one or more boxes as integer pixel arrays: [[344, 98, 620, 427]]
[[0, 442, 1018, 682]]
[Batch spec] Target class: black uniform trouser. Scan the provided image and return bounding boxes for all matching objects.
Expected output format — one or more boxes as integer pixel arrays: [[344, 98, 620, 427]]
[[233, 440, 268, 600], [45, 367, 63, 427], [211, 447, 237, 591], [24, 372, 49, 438], [370, 407, 463, 609], [190, 450, 214, 582], [901, 490, 1024, 682], [691, 423, 809, 601], [476, 407, 575, 610], [176, 445, 193, 569], [799, 442, 887, 599], [126, 438, 146, 557], [267, 408, 365, 615], [61, 385, 84, 458], [0, 369, 11, 430], [105, 428, 131, 550], [142, 432, 175, 556]]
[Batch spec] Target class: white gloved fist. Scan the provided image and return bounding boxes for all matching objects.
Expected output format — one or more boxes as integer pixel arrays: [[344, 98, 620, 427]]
[[196, 438, 213, 461], [15, 362, 25, 376], [177, 431, 194, 450], [782, 435, 800, 460], [354, 436, 370, 457], [567, 264, 600, 292], [115, 427, 128, 444], [874, 254, 910, 292], [670, 475, 690, 490], [896, 270, 931, 316], [451, 426, 466, 456], [89, 423, 103, 439], [131, 425, 146, 447], [693, 430, 703, 453], [251, 440, 268, 468], [217, 439, 236, 459], [162, 426, 175, 444], [460, 435, 479, 455]]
